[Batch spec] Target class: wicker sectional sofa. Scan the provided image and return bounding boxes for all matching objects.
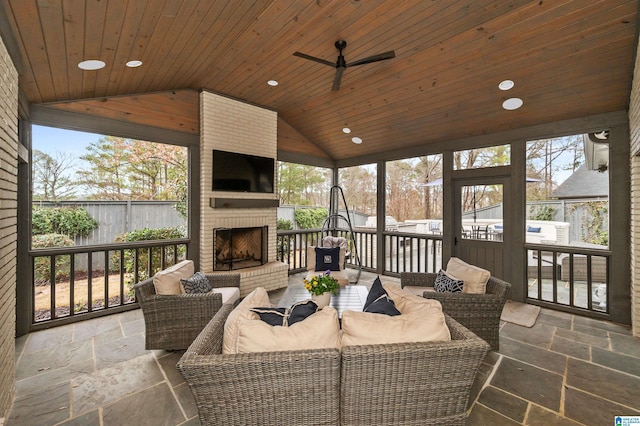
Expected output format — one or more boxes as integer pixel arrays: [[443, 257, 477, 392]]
[[401, 272, 511, 351], [177, 303, 489, 426]]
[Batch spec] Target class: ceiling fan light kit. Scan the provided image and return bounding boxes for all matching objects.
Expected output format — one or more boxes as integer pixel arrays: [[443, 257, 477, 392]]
[[294, 40, 395, 91]]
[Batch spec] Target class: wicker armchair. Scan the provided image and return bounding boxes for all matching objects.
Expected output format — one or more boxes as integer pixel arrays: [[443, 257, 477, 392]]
[[177, 305, 341, 426], [134, 273, 240, 350], [340, 314, 490, 426], [401, 272, 511, 351]]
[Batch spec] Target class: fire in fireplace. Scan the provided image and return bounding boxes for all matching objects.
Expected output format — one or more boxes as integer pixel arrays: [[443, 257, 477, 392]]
[[214, 226, 268, 271]]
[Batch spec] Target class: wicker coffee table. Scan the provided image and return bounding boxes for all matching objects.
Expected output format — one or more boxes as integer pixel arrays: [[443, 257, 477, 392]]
[[277, 284, 368, 317]]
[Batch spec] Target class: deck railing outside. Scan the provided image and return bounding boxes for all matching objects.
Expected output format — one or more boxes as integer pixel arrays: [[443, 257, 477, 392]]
[[276, 228, 443, 276], [29, 238, 188, 329], [277, 229, 610, 317], [525, 243, 611, 316], [29, 231, 610, 328]]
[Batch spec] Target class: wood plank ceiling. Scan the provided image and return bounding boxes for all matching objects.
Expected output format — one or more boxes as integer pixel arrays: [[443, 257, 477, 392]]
[[0, 0, 637, 164]]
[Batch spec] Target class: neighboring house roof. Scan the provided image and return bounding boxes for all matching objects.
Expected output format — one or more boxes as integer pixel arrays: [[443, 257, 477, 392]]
[[551, 165, 609, 199]]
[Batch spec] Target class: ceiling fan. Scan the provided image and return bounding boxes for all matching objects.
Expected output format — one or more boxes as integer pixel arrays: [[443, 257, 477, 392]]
[[293, 40, 395, 91]]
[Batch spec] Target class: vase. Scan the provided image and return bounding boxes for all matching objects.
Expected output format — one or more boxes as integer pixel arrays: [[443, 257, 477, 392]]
[[311, 292, 331, 309]]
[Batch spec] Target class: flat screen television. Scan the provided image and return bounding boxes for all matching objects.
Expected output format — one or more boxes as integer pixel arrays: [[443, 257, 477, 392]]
[[212, 149, 275, 193]]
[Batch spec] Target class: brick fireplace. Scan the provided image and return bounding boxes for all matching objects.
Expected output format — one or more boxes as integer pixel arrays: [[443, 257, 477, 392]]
[[214, 226, 268, 271], [199, 91, 288, 296]]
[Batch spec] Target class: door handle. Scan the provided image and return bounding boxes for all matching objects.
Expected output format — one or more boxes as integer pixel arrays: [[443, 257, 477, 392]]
[[454, 237, 458, 245]]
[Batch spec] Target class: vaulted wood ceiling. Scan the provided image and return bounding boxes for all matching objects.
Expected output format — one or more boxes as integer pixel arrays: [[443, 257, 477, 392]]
[[0, 0, 637, 164]]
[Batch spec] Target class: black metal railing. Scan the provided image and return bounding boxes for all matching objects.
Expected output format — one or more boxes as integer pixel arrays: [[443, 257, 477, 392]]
[[276, 228, 443, 276], [525, 243, 611, 317], [29, 238, 188, 329], [383, 231, 443, 275]]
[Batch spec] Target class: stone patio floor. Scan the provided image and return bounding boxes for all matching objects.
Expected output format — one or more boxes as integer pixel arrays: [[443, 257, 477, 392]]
[[7, 271, 640, 425]]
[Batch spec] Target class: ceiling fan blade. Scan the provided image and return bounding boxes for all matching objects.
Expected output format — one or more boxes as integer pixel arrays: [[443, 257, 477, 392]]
[[347, 50, 395, 67], [293, 51, 335, 67], [332, 67, 345, 91]]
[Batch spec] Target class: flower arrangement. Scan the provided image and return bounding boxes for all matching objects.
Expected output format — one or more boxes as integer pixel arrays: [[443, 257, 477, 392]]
[[304, 270, 339, 296]]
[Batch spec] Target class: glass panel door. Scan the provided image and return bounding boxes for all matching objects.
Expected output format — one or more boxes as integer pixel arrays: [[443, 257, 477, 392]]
[[454, 178, 507, 279]]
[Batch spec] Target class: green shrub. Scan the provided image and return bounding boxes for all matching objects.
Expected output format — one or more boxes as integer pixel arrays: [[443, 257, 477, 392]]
[[528, 205, 556, 221], [294, 207, 328, 229], [277, 218, 293, 230], [112, 227, 187, 289], [276, 219, 293, 261], [582, 201, 609, 246], [32, 233, 75, 283], [32, 206, 98, 237]]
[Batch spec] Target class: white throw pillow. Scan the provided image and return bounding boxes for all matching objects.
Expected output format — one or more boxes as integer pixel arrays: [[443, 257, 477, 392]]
[[446, 257, 490, 294], [222, 287, 271, 354], [152, 260, 194, 295], [235, 307, 340, 354]]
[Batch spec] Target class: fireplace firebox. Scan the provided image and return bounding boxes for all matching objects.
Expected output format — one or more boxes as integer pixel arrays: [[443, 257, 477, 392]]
[[214, 226, 268, 271]]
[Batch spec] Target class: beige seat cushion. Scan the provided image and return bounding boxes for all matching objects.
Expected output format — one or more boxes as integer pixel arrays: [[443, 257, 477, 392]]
[[340, 283, 450, 346], [152, 260, 194, 295], [222, 287, 271, 354], [401, 286, 435, 297], [384, 283, 443, 314], [212, 287, 241, 305], [341, 306, 450, 347], [446, 257, 490, 294], [235, 307, 340, 354]]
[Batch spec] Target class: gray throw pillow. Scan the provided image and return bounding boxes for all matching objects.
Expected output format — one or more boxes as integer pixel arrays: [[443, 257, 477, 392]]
[[180, 272, 212, 294]]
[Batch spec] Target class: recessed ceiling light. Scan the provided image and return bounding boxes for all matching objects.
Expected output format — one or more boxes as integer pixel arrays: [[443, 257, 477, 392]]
[[502, 97, 523, 110], [498, 80, 514, 91], [126, 60, 143, 68], [267, 80, 279, 86], [78, 60, 105, 70], [342, 127, 351, 134], [352, 136, 362, 144]]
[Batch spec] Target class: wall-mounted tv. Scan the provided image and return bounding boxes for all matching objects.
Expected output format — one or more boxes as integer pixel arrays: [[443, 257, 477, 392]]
[[212, 149, 275, 193]]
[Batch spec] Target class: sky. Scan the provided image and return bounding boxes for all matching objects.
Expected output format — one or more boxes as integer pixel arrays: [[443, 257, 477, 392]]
[[32, 125, 102, 158]]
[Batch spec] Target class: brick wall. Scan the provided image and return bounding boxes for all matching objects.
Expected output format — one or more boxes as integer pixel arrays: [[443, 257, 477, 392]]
[[0, 34, 18, 417], [629, 34, 640, 337], [199, 92, 287, 296], [632, 157, 640, 336]]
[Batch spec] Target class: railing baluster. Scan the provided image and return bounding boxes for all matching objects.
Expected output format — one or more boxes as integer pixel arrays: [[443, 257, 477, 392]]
[[147, 247, 153, 278], [568, 253, 575, 307], [552, 251, 558, 303], [87, 251, 93, 313], [536, 249, 542, 301], [134, 248, 140, 284], [586, 255, 593, 310], [104, 251, 109, 309], [395, 235, 399, 274], [120, 249, 125, 305], [69, 254, 75, 316], [50, 255, 56, 319], [604, 256, 610, 313]]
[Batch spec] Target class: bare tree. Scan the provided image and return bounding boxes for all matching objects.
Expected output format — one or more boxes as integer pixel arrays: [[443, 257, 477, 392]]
[[526, 136, 584, 199], [417, 155, 442, 219], [32, 150, 76, 201]]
